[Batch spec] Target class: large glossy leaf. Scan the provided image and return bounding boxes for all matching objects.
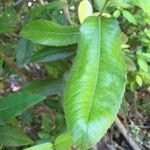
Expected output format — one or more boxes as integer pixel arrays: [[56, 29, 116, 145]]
[[21, 19, 79, 46], [0, 125, 33, 146], [0, 92, 45, 120], [64, 16, 126, 149]]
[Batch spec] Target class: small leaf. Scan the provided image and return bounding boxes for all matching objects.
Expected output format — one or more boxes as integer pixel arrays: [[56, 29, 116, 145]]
[[15, 38, 34, 67], [28, 1, 66, 20], [54, 132, 73, 150], [137, 58, 148, 72], [0, 92, 45, 120], [22, 79, 65, 97], [93, 0, 105, 10], [51, 10, 69, 25], [141, 53, 150, 62], [0, 125, 33, 146], [122, 10, 137, 25], [64, 16, 126, 149], [24, 142, 53, 150], [139, 72, 150, 86], [21, 19, 79, 46], [31, 46, 75, 63], [129, 0, 150, 16], [136, 75, 143, 87], [45, 61, 69, 78], [137, 52, 150, 62], [78, 0, 93, 23], [113, 10, 121, 18], [124, 55, 136, 72]]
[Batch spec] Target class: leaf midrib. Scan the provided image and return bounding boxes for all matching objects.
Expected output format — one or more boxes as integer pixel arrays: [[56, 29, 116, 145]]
[[83, 18, 101, 146], [22, 30, 79, 36]]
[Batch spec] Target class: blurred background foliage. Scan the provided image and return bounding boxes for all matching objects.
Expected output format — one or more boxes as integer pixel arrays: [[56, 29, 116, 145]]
[[0, 0, 150, 150]]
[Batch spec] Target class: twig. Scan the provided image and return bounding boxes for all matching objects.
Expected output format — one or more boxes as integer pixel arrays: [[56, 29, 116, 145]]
[[14, 0, 23, 6], [0, 50, 28, 81], [99, 0, 110, 16], [61, 0, 72, 25], [37, 0, 45, 5], [115, 117, 141, 150]]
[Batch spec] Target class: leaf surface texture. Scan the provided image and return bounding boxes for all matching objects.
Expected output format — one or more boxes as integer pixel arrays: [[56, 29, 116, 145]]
[[64, 16, 126, 149]]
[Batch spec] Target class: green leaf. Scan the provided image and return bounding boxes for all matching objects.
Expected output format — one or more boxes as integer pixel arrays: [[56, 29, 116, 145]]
[[15, 38, 34, 67], [137, 52, 150, 62], [137, 58, 148, 72], [129, 0, 150, 16], [113, 10, 121, 18], [64, 16, 126, 149], [22, 79, 65, 97], [27, 1, 65, 20], [78, 0, 93, 23], [21, 19, 79, 46], [54, 132, 73, 150], [24, 142, 53, 150], [0, 6, 17, 34], [139, 72, 150, 86], [124, 55, 136, 72], [50, 10, 69, 25], [0, 125, 33, 146], [0, 22, 15, 33], [45, 61, 69, 78], [0, 92, 45, 120], [122, 10, 137, 25], [31, 46, 75, 63], [94, 0, 128, 10], [93, 0, 105, 10], [136, 75, 143, 87]]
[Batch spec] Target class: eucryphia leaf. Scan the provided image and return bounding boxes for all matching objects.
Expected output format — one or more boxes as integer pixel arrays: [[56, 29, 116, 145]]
[[0, 125, 33, 146], [0, 92, 45, 120], [15, 37, 34, 66], [64, 16, 126, 149], [31, 46, 76, 63], [54, 132, 73, 150], [21, 19, 79, 46]]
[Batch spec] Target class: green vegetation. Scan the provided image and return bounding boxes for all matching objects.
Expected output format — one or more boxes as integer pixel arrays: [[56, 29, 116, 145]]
[[0, 0, 149, 149]]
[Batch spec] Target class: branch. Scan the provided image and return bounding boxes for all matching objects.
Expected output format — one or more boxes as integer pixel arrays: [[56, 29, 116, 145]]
[[61, 0, 72, 25], [37, 0, 45, 5], [115, 117, 141, 150], [99, 0, 110, 16]]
